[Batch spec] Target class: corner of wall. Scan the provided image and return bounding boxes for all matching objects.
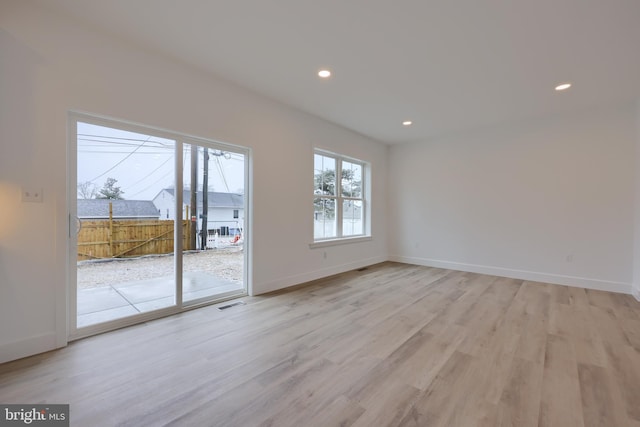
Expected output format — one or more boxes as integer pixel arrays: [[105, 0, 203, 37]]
[[0, 333, 59, 364], [634, 99, 640, 302], [389, 255, 632, 294]]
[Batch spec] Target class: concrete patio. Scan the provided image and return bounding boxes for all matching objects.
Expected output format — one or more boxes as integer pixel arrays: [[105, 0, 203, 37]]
[[77, 271, 244, 327]]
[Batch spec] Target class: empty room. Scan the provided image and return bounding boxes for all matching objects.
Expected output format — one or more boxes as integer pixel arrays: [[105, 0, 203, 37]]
[[1, 0, 639, 426]]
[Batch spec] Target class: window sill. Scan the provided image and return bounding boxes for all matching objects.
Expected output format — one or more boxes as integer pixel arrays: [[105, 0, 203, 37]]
[[309, 236, 372, 249]]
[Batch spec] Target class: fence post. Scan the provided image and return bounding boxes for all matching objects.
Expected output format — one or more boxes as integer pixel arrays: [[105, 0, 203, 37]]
[[109, 202, 113, 257]]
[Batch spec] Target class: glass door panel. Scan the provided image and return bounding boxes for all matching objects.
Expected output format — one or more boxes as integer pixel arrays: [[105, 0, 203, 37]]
[[182, 143, 246, 303], [76, 121, 177, 327]]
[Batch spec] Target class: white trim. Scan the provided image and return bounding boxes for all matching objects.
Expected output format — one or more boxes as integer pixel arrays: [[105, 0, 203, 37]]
[[245, 147, 254, 296], [0, 333, 58, 364], [175, 140, 184, 308], [309, 236, 372, 249], [313, 149, 368, 242], [68, 290, 246, 341], [633, 286, 640, 302], [314, 147, 364, 166], [256, 255, 387, 295], [389, 255, 633, 295], [55, 207, 68, 349], [67, 114, 79, 336], [55, 117, 73, 350]]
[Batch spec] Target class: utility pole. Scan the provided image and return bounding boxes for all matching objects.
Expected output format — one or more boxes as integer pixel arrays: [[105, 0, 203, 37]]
[[190, 146, 198, 250], [207, 150, 229, 238], [200, 148, 209, 250]]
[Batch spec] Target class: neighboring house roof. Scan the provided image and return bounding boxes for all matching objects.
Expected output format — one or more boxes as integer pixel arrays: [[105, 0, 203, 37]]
[[160, 189, 244, 209], [78, 199, 160, 219]]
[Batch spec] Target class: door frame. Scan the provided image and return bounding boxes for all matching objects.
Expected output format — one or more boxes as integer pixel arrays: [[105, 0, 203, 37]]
[[67, 111, 252, 341]]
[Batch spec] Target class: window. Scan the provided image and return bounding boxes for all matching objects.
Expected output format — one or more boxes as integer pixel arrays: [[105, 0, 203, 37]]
[[314, 150, 367, 241]]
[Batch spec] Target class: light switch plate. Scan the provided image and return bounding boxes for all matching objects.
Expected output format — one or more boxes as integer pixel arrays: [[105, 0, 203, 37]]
[[22, 187, 43, 203]]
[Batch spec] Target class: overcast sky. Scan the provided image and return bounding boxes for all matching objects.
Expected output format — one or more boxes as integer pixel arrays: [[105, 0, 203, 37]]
[[77, 122, 245, 201]]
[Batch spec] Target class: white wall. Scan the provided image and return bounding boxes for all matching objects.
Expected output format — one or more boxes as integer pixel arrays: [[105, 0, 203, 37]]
[[389, 104, 636, 293], [634, 101, 640, 301], [0, 1, 388, 362]]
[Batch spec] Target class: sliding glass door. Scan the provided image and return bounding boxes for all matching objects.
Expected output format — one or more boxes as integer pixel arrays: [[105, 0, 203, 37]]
[[69, 113, 248, 338], [181, 142, 246, 304]]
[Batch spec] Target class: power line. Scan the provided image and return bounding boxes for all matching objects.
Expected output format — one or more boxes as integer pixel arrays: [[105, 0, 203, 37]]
[[78, 140, 173, 150], [78, 134, 174, 146], [215, 156, 230, 192], [127, 168, 174, 198], [78, 150, 171, 154], [84, 135, 152, 183], [121, 155, 174, 193]]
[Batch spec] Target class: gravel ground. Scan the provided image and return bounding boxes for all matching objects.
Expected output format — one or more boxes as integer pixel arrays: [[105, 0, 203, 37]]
[[77, 247, 244, 289]]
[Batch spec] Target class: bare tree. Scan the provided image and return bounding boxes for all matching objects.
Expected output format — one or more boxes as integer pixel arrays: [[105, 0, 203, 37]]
[[77, 181, 98, 199]]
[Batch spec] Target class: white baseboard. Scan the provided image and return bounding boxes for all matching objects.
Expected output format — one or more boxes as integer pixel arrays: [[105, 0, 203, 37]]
[[389, 255, 632, 295], [255, 255, 388, 295], [0, 333, 60, 364], [632, 286, 640, 302]]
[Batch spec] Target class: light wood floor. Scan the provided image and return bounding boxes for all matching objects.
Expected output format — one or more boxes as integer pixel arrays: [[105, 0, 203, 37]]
[[1, 262, 640, 426]]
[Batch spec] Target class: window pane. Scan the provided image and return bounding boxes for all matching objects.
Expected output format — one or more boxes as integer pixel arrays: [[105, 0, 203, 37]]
[[76, 121, 177, 326], [314, 197, 336, 239], [314, 154, 336, 196], [342, 200, 363, 236], [341, 161, 362, 198]]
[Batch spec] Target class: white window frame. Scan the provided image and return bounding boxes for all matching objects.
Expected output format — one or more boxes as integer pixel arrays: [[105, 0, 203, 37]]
[[311, 149, 371, 248]]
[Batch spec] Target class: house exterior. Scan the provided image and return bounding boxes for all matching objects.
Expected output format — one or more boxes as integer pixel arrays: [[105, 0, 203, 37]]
[[77, 199, 160, 220], [152, 189, 244, 236]]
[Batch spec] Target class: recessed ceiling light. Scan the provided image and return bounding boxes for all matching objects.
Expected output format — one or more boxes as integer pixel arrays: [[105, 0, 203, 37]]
[[555, 83, 572, 91], [402, 120, 413, 126], [318, 69, 331, 78]]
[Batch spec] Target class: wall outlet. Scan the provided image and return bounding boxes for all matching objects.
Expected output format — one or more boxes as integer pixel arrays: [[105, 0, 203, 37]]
[[22, 187, 43, 203]]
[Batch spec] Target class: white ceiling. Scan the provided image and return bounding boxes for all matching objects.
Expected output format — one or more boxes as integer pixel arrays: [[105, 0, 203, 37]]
[[47, 0, 640, 144]]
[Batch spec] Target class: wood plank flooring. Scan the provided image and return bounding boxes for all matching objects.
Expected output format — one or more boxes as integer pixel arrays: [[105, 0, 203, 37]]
[[1, 262, 639, 426]]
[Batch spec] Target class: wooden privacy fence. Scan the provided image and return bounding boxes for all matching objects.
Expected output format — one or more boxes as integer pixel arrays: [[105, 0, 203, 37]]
[[77, 219, 192, 261]]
